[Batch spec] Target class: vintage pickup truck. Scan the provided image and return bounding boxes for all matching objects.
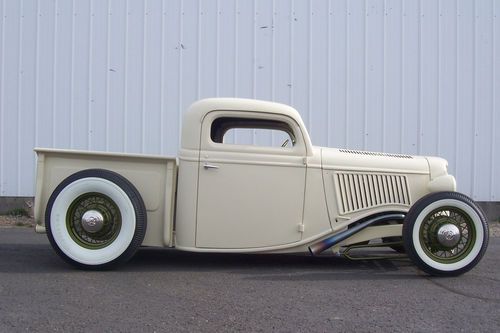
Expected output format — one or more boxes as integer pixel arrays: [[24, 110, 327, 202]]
[[34, 98, 489, 276]]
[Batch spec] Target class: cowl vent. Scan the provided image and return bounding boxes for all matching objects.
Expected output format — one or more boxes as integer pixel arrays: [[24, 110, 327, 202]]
[[339, 149, 413, 159]]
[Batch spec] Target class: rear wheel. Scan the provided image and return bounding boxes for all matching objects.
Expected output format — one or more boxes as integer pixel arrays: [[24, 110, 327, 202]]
[[403, 192, 488, 276], [45, 169, 147, 269]]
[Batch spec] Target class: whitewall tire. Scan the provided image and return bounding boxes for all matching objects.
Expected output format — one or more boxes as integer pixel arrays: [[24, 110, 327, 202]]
[[403, 191, 488, 276], [45, 169, 147, 269]]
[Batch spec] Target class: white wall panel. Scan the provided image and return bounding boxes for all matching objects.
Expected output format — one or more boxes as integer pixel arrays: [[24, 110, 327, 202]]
[[474, 0, 495, 201], [18, 0, 38, 198], [494, 0, 500, 202], [401, 0, 420, 156], [383, 0, 403, 154], [0, 0, 498, 201], [330, 0, 348, 148], [365, 0, 384, 152]]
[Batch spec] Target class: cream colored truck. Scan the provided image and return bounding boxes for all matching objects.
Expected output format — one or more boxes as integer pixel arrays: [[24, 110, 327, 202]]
[[34, 98, 489, 276]]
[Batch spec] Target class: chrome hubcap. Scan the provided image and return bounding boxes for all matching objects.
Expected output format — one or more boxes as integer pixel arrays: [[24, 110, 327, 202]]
[[81, 210, 105, 233], [436, 223, 461, 248]]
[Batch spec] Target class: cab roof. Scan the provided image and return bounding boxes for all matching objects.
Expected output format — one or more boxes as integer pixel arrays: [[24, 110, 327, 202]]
[[180, 98, 312, 153]]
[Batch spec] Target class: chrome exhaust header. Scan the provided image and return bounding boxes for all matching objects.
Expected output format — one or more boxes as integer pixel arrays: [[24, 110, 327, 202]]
[[308, 213, 406, 255]]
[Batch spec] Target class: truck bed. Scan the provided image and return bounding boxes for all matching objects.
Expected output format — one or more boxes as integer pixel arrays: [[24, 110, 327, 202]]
[[34, 148, 177, 247]]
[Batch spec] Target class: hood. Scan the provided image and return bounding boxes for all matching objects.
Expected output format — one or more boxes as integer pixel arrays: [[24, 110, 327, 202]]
[[320, 148, 456, 217], [321, 148, 429, 175]]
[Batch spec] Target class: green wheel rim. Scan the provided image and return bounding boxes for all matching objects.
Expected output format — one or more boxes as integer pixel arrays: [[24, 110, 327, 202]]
[[66, 192, 122, 249], [419, 206, 476, 264]]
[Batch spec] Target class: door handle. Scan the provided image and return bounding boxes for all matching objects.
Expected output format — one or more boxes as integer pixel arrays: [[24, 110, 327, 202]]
[[203, 164, 219, 170]]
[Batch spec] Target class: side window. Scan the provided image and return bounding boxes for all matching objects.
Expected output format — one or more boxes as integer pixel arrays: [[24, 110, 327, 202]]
[[211, 117, 296, 148]]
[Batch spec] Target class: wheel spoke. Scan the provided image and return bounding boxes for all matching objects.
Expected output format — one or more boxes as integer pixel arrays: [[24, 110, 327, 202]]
[[419, 206, 476, 264], [66, 192, 122, 249]]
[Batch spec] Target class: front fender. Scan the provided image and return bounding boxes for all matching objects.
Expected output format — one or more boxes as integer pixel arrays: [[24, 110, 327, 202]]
[[428, 174, 456, 193]]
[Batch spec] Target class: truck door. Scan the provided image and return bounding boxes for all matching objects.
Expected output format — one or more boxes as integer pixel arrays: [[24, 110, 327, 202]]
[[196, 111, 307, 249]]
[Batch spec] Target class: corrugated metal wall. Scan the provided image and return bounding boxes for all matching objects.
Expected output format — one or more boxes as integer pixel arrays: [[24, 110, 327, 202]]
[[0, 0, 498, 201]]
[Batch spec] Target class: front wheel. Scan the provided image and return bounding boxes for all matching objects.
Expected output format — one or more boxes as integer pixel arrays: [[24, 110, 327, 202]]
[[45, 169, 147, 269], [403, 191, 488, 276]]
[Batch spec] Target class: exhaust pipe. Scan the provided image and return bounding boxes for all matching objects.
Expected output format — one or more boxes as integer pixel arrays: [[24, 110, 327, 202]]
[[308, 213, 405, 255]]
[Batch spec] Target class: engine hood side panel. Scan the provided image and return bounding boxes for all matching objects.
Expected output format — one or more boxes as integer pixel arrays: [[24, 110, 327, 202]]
[[321, 148, 432, 225]]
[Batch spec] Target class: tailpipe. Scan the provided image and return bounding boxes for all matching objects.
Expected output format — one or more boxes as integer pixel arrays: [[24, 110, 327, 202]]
[[308, 213, 405, 255]]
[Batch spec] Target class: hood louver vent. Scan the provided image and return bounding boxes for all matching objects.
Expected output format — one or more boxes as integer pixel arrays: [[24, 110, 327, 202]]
[[339, 149, 413, 159], [334, 172, 411, 215]]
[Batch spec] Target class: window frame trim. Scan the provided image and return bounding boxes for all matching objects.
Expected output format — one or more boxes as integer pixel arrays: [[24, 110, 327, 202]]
[[200, 110, 307, 156]]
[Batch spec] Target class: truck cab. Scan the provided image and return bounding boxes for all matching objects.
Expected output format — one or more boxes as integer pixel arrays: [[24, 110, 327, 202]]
[[175, 98, 317, 250]]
